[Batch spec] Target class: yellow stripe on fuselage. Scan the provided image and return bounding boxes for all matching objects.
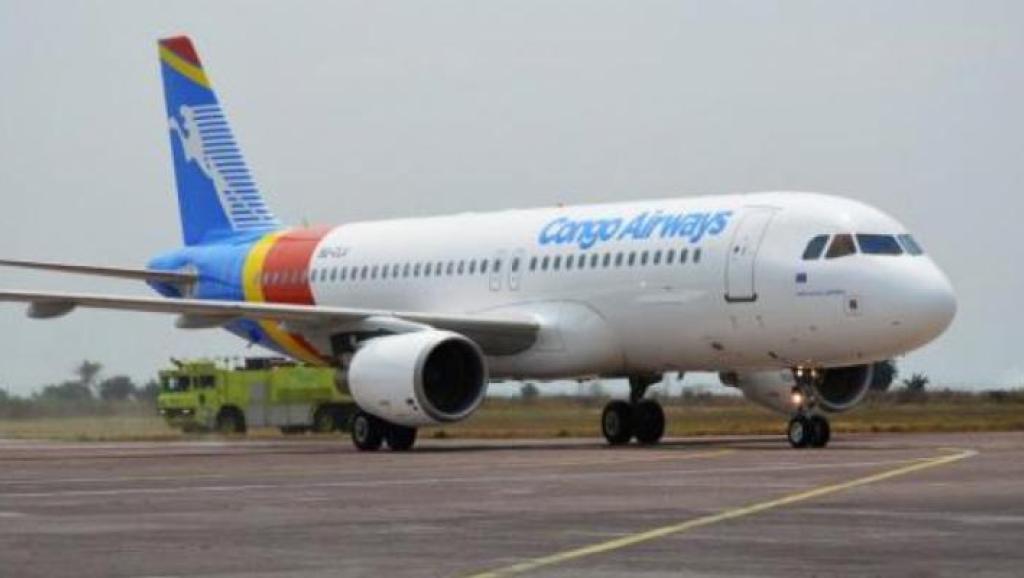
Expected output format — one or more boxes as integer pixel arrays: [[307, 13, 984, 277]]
[[159, 45, 211, 89], [242, 232, 324, 365]]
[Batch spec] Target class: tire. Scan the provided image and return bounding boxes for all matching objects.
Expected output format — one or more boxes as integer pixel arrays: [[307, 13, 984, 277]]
[[312, 407, 337, 433], [351, 411, 385, 451], [385, 425, 418, 451], [602, 400, 634, 445], [633, 399, 665, 445], [809, 415, 831, 448], [216, 408, 246, 434], [787, 415, 811, 449]]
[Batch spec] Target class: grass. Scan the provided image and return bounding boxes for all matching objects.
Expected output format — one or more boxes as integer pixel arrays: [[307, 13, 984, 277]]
[[2, 393, 1023, 442]]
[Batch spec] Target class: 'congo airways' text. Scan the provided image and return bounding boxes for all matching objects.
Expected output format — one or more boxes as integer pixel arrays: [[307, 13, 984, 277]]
[[539, 210, 733, 250]]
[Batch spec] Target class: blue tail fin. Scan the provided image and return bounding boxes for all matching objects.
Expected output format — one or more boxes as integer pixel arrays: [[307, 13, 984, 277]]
[[158, 36, 281, 245]]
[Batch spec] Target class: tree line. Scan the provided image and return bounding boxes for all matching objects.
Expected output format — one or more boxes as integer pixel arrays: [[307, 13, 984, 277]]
[[0, 361, 159, 419]]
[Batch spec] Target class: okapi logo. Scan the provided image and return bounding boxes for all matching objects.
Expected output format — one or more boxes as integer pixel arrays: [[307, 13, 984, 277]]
[[168, 104, 240, 224]]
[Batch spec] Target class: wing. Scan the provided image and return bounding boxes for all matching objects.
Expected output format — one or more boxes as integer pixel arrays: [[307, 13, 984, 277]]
[[0, 290, 539, 356], [0, 258, 195, 284]]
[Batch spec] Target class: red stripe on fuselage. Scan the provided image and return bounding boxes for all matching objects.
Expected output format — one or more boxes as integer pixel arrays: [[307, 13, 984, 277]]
[[261, 226, 331, 305]]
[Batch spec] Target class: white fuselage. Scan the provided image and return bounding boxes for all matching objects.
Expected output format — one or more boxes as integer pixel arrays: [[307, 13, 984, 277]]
[[291, 192, 954, 380]]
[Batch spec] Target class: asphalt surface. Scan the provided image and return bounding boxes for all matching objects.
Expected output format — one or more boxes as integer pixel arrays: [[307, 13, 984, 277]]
[[0, 432, 1021, 577]]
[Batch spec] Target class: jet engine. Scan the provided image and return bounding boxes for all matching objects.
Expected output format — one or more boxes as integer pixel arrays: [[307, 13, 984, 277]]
[[721, 364, 875, 415], [347, 330, 488, 427]]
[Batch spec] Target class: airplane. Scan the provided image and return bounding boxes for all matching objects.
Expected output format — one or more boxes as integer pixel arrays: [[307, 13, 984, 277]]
[[0, 36, 956, 451]]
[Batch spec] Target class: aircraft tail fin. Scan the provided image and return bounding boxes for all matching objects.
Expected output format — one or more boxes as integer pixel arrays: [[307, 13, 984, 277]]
[[158, 36, 281, 245]]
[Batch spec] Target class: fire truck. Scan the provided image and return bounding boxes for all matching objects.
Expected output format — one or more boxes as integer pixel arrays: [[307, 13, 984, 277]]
[[157, 358, 355, 434]]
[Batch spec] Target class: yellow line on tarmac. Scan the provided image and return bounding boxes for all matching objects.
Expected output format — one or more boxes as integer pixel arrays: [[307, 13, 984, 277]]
[[465, 448, 976, 578]]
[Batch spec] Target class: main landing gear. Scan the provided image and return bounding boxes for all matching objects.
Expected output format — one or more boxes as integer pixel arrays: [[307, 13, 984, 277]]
[[601, 375, 666, 446], [787, 367, 831, 449], [351, 410, 418, 452]]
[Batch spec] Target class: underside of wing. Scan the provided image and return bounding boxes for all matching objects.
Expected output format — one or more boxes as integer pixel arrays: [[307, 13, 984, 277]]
[[0, 289, 539, 356]]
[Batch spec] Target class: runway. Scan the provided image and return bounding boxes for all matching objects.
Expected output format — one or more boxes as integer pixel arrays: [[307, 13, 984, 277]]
[[0, 432, 1021, 577]]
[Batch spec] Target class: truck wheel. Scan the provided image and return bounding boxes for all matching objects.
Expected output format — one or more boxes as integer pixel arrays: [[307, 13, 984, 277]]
[[385, 425, 417, 451], [216, 408, 246, 434], [312, 407, 337, 433], [351, 411, 384, 451]]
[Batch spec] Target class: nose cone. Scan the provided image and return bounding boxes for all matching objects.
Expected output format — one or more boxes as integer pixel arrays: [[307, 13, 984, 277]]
[[900, 260, 957, 348]]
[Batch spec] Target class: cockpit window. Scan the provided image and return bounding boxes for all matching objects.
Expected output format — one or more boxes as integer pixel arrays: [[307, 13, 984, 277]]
[[825, 234, 857, 259], [802, 235, 829, 260], [897, 234, 924, 255], [856, 234, 903, 255]]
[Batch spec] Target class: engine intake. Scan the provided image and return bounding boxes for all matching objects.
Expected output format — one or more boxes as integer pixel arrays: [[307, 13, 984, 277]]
[[347, 330, 488, 427], [722, 364, 874, 415]]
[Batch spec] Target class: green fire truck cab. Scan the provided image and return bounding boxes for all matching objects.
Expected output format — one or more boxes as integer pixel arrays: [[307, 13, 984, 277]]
[[157, 358, 355, 434]]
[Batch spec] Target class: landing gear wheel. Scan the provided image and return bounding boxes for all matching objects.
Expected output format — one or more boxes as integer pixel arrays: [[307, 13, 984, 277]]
[[809, 415, 831, 448], [633, 399, 665, 445], [385, 425, 418, 451], [602, 400, 635, 445], [787, 415, 811, 449], [351, 411, 385, 451]]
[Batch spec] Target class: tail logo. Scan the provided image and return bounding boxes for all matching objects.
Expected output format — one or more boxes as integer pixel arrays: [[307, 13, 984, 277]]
[[167, 103, 279, 232]]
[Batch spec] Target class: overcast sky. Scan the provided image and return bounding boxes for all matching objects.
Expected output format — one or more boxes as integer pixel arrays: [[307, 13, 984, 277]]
[[1, 1, 1021, 395]]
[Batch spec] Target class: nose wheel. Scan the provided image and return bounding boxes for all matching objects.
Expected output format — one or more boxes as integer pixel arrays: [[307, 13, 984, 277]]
[[787, 414, 831, 448]]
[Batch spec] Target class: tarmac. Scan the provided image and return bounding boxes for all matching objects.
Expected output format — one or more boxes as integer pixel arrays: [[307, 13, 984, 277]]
[[0, 431, 1021, 577]]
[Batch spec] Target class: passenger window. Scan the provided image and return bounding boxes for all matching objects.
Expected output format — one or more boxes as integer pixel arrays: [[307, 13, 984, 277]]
[[802, 235, 829, 260], [494, 259, 502, 273], [694, 248, 702, 263], [469, 260, 477, 274], [615, 253, 624, 267], [590, 254, 600, 268], [529, 257, 537, 271], [602, 253, 610, 267], [577, 254, 586, 269], [481, 260, 488, 274], [628, 252, 636, 266], [553, 256, 561, 271], [198, 375, 216, 389], [340, 267, 347, 281], [541, 256, 550, 271], [856, 234, 903, 256], [666, 249, 675, 264], [414, 263, 421, 277], [330, 267, 338, 282], [511, 257, 520, 272], [446, 262, 454, 276], [898, 234, 924, 255], [826, 234, 857, 259], [653, 250, 661, 265], [640, 251, 649, 266], [457, 261, 465, 275], [381, 266, 388, 279], [679, 249, 688, 264], [565, 256, 573, 270], [403, 263, 411, 277]]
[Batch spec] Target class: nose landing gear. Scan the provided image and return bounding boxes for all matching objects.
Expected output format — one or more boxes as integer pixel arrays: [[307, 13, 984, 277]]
[[600, 375, 667, 446], [788, 367, 831, 449]]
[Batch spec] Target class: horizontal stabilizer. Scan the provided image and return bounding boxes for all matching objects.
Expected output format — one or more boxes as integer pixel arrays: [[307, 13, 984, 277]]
[[0, 259, 195, 284]]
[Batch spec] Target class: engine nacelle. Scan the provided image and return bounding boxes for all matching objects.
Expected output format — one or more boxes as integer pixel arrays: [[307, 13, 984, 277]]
[[347, 330, 488, 427], [722, 364, 874, 415]]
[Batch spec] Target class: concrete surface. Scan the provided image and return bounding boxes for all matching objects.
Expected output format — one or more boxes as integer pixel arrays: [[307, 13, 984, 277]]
[[0, 432, 1021, 577]]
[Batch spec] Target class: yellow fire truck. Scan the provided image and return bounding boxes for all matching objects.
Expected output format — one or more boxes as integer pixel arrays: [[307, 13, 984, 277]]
[[157, 358, 355, 434]]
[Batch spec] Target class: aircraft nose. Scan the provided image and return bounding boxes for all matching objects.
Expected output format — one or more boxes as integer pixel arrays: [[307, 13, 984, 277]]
[[901, 261, 957, 345]]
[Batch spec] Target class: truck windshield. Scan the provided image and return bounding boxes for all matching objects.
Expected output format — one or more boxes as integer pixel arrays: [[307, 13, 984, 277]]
[[161, 376, 191, 392]]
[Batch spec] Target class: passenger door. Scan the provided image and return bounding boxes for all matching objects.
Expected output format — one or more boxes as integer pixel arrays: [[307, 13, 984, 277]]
[[725, 207, 776, 303]]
